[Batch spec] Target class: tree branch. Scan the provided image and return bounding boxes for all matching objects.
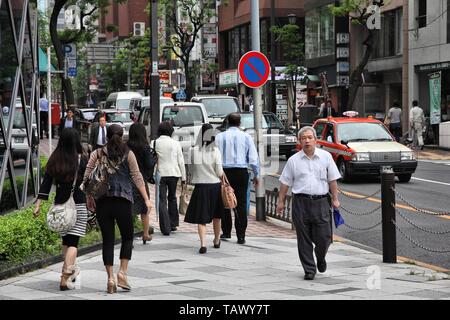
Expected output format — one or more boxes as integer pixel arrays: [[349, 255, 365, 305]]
[[61, 6, 98, 44]]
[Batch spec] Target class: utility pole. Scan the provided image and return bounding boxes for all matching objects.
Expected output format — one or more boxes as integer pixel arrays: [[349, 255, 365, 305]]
[[270, 0, 276, 114], [150, 0, 160, 140], [251, 0, 265, 221], [47, 47, 52, 153]]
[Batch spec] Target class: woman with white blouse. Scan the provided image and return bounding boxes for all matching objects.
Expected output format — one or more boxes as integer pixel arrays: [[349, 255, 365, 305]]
[[184, 124, 224, 254]]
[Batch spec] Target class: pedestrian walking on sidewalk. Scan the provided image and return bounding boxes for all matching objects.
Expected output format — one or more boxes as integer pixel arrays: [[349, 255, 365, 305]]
[[89, 113, 107, 151], [39, 93, 49, 139], [276, 126, 341, 281], [33, 128, 88, 291], [154, 121, 186, 235], [59, 108, 80, 137], [387, 101, 403, 142], [184, 124, 225, 254], [215, 113, 260, 245], [127, 122, 156, 244], [83, 124, 152, 294], [409, 100, 425, 149]]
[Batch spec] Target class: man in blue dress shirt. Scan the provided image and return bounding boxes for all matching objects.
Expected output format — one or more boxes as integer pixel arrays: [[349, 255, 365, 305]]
[[215, 113, 259, 245]]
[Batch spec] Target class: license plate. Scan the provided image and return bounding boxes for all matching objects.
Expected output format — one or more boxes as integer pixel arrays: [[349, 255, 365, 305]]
[[15, 137, 24, 143]]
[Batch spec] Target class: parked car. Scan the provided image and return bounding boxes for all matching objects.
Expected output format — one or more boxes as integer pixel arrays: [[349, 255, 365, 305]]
[[190, 95, 241, 128], [104, 91, 143, 112], [72, 107, 98, 143], [296, 115, 418, 182], [1, 104, 38, 160], [92, 109, 135, 141], [161, 102, 208, 156], [230, 112, 297, 159]]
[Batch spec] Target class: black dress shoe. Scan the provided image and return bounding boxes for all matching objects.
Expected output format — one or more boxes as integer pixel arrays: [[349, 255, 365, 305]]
[[304, 273, 315, 280], [199, 247, 207, 254], [237, 238, 246, 245], [171, 227, 177, 231], [317, 260, 327, 273], [220, 234, 231, 239]]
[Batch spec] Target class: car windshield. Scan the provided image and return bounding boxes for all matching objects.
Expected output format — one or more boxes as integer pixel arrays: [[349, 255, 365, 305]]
[[82, 110, 97, 120], [2, 107, 29, 128], [240, 113, 268, 129], [116, 99, 131, 110], [162, 106, 204, 127], [337, 122, 394, 142], [201, 98, 239, 117], [105, 112, 133, 123]]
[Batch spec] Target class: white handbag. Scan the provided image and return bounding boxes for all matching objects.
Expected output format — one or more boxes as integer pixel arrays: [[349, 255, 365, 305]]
[[47, 156, 80, 234]]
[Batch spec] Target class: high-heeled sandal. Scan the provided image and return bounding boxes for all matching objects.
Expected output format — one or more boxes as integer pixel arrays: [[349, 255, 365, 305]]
[[60, 272, 75, 291], [143, 234, 152, 245], [117, 271, 131, 291], [107, 278, 117, 294]]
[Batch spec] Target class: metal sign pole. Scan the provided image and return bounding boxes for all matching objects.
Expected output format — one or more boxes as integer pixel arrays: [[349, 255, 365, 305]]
[[47, 47, 52, 153], [251, 0, 265, 221]]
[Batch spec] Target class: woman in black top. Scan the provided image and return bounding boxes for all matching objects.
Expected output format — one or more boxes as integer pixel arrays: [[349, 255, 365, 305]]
[[127, 123, 155, 244], [33, 128, 88, 291]]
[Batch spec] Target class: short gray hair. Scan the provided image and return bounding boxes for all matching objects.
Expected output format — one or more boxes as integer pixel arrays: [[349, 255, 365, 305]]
[[298, 126, 317, 139]]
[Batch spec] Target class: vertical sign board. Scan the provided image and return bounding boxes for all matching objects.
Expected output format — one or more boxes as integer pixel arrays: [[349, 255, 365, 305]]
[[429, 72, 441, 125], [64, 43, 77, 78]]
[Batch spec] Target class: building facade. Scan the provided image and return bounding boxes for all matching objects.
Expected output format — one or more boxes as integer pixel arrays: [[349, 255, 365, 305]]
[[218, 0, 305, 117], [0, 0, 40, 213], [408, 0, 450, 146]]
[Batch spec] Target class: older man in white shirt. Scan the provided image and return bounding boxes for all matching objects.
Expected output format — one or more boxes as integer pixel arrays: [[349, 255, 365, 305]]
[[277, 126, 341, 281]]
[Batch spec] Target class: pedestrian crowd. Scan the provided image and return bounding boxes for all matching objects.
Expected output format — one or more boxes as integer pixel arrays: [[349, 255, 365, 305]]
[[33, 112, 342, 293]]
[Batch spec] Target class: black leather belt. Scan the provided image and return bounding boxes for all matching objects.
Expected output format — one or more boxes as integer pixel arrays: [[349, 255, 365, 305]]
[[295, 193, 328, 200]]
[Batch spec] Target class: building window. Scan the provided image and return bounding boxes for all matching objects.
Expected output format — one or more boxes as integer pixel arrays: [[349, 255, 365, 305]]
[[417, 0, 427, 28], [306, 6, 334, 60], [373, 9, 403, 58]]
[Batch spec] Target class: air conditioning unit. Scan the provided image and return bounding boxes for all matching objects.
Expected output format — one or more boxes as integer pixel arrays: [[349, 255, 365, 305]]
[[133, 22, 145, 36]]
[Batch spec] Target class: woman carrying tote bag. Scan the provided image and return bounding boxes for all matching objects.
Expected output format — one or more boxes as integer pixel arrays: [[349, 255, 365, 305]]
[[33, 128, 88, 291], [184, 124, 225, 254]]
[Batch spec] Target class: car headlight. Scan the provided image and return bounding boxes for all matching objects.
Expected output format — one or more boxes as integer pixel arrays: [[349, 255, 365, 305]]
[[352, 152, 370, 161], [285, 135, 297, 143], [401, 151, 416, 161]]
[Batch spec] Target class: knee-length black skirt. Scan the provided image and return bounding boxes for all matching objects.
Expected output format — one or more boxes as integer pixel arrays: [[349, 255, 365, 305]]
[[184, 183, 224, 224]]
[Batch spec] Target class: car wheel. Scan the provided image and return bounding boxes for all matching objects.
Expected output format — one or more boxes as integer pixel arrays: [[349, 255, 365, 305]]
[[337, 158, 351, 182], [398, 173, 412, 183]]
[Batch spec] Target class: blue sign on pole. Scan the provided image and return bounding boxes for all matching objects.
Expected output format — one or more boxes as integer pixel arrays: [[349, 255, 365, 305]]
[[176, 89, 186, 101], [68, 67, 77, 77]]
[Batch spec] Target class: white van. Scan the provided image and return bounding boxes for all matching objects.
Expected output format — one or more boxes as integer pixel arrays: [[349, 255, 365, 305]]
[[105, 91, 143, 111]]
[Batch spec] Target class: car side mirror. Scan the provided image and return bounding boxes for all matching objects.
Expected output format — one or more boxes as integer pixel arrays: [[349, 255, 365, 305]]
[[341, 140, 349, 148]]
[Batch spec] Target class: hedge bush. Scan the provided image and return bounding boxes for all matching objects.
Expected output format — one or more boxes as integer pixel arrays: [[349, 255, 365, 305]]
[[0, 192, 143, 267]]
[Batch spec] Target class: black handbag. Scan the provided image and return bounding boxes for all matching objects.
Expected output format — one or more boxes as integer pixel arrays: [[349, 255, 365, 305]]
[[148, 140, 158, 184]]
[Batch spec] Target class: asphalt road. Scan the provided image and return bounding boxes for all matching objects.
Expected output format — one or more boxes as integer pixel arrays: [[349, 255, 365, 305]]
[[254, 158, 450, 270]]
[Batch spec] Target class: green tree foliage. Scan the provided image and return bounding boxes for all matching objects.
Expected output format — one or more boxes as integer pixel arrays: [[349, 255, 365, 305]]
[[160, 0, 217, 99], [271, 24, 305, 127], [329, 0, 391, 110], [49, 1, 126, 107]]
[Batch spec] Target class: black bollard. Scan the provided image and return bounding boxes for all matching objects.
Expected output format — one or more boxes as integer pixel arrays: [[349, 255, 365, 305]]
[[381, 166, 397, 263]]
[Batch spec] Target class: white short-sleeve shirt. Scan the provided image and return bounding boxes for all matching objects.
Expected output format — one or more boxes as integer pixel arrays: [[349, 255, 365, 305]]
[[279, 148, 341, 195]]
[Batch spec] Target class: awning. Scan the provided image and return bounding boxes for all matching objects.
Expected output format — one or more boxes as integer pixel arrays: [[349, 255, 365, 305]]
[[38, 47, 56, 73]]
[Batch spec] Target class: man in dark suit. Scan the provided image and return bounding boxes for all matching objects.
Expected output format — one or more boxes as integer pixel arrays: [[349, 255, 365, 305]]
[[59, 108, 80, 136], [89, 114, 107, 151]]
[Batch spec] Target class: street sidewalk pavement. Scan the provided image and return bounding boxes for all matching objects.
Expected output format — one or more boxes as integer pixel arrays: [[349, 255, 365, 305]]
[[0, 206, 449, 300]]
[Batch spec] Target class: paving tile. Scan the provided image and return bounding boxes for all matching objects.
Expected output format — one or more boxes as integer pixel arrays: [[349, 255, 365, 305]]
[[403, 289, 450, 299], [275, 288, 329, 297]]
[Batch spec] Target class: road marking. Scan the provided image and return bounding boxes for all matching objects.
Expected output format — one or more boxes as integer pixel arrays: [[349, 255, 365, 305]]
[[411, 177, 450, 186], [267, 173, 449, 220]]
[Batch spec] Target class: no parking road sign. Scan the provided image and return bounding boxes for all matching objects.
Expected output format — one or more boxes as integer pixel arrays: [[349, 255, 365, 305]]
[[238, 51, 271, 88]]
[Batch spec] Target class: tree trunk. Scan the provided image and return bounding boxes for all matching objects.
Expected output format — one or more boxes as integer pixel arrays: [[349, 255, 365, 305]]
[[50, 0, 74, 110], [183, 59, 193, 100], [347, 29, 375, 110]]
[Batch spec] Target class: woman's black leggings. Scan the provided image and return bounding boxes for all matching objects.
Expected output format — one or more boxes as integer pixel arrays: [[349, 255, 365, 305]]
[[96, 197, 134, 266]]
